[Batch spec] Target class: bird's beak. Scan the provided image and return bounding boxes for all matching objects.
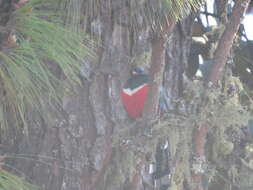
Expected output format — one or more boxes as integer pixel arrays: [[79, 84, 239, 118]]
[[132, 71, 138, 75]]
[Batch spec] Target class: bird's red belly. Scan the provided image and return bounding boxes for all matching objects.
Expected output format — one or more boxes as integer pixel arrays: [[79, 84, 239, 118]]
[[121, 85, 148, 119]]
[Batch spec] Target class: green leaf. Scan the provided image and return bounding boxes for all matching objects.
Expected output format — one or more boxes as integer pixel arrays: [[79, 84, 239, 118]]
[[0, 0, 94, 131]]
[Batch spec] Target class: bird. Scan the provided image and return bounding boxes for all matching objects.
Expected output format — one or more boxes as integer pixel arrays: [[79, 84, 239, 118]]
[[121, 66, 171, 119], [121, 67, 149, 119]]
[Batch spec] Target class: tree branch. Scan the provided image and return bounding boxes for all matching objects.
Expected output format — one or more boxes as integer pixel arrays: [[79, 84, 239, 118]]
[[143, 21, 175, 121], [192, 1, 251, 190], [208, 0, 251, 85]]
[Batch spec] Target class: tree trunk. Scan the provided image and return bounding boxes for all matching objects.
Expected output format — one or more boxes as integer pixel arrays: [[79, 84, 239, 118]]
[[209, 0, 251, 86], [164, 15, 196, 190], [3, 1, 250, 190]]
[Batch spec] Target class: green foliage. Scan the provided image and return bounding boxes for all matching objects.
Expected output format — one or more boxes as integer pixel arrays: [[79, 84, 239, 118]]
[[152, 76, 250, 189], [131, 0, 204, 32], [0, 0, 92, 131], [82, 0, 204, 34], [0, 169, 38, 190], [184, 76, 249, 127]]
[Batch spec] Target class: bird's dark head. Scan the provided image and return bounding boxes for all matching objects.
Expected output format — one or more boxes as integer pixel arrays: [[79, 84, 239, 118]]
[[131, 66, 145, 76]]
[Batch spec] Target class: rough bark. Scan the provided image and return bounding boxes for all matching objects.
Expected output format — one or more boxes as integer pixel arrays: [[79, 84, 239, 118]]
[[163, 16, 195, 190], [165, 16, 195, 109], [78, 1, 132, 189]]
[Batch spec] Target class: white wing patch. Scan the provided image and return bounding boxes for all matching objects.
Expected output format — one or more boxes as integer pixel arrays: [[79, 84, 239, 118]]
[[123, 83, 147, 96]]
